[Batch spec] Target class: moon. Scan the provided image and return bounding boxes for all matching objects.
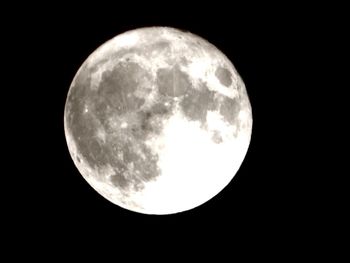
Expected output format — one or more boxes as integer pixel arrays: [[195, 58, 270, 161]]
[[64, 27, 252, 215]]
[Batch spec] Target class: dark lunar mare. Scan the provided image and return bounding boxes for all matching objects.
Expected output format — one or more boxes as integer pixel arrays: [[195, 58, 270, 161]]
[[156, 65, 191, 97], [215, 66, 232, 87], [65, 59, 171, 193], [180, 82, 217, 124]]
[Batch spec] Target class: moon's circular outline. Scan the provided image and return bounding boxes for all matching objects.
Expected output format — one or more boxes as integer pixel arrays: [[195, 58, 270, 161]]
[[64, 27, 253, 215]]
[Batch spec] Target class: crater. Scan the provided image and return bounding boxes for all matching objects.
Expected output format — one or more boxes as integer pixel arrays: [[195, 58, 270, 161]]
[[215, 66, 232, 87]]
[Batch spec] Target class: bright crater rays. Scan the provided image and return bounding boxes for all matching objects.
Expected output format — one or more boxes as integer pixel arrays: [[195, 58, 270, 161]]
[[64, 27, 252, 214]]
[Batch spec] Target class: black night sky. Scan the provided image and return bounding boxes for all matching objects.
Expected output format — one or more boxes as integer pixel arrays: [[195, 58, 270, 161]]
[[5, 2, 339, 253]]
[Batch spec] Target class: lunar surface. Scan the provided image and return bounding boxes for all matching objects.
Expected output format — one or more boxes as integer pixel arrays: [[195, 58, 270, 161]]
[[64, 27, 252, 214]]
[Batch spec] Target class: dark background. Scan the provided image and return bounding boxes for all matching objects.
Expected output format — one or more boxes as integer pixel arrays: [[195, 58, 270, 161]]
[[6, 2, 343, 254]]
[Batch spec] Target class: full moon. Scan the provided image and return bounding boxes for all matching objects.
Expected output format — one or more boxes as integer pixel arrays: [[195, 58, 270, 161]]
[[64, 27, 252, 215]]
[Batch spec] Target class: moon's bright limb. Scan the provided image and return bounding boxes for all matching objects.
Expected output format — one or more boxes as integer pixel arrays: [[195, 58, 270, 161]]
[[64, 27, 253, 215]]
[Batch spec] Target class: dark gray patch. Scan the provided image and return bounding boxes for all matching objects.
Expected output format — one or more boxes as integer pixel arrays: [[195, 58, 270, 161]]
[[132, 180, 146, 192], [83, 61, 148, 137], [212, 131, 223, 144], [157, 66, 191, 97], [129, 102, 172, 139], [76, 156, 81, 163], [88, 139, 113, 167], [65, 66, 91, 126], [127, 113, 153, 140], [72, 122, 111, 168], [66, 100, 112, 168], [92, 97, 112, 127], [132, 143, 160, 182], [179, 56, 189, 66], [136, 97, 146, 108], [130, 125, 145, 140], [96, 61, 147, 115], [215, 66, 232, 87], [151, 41, 170, 52], [180, 84, 216, 123], [219, 97, 241, 124], [149, 102, 170, 115], [236, 81, 243, 94], [66, 60, 162, 193], [65, 69, 113, 168], [108, 140, 161, 192], [140, 112, 153, 134], [110, 172, 129, 189], [122, 145, 138, 163], [89, 140, 102, 156]]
